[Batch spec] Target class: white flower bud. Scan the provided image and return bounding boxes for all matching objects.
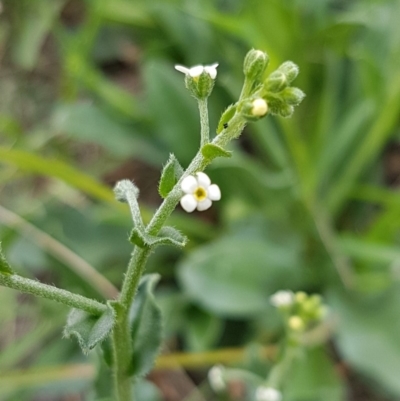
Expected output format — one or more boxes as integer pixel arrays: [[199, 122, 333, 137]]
[[251, 98, 268, 117]]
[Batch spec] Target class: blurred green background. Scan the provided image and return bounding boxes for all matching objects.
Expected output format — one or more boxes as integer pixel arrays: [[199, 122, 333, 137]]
[[1, 0, 400, 400]]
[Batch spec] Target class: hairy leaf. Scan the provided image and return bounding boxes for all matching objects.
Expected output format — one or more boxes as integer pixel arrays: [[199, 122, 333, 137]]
[[64, 304, 115, 354], [0, 244, 13, 275], [158, 154, 184, 198], [130, 226, 187, 249], [201, 144, 232, 161], [129, 274, 163, 377]]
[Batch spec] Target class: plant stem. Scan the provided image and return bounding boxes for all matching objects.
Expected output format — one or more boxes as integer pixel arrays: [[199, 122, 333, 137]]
[[111, 111, 247, 401], [198, 98, 209, 146], [0, 273, 107, 315]]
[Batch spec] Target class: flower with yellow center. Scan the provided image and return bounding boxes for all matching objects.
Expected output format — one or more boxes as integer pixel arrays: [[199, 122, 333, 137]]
[[180, 172, 221, 213]]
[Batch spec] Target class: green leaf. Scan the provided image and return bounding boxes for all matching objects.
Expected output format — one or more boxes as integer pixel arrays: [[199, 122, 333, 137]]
[[129, 274, 163, 377], [130, 226, 187, 249], [217, 104, 237, 134], [64, 304, 115, 355], [285, 347, 345, 401], [0, 244, 13, 275], [178, 235, 303, 317], [158, 154, 184, 198], [330, 287, 400, 396], [201, 144, 232, 161], [183, 307, 222, 352]]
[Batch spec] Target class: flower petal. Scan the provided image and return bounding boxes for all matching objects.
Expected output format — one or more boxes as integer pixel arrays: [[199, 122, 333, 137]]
[[180, 194, 197, 213], [196, 172, 211, 188], [197, 198, 212, 211], [207, 184, 221, 201], [175, 65, 190, 74], [204, 63, 218, 79], [189, 65, 204, 77], [181, 175, 198, 193]]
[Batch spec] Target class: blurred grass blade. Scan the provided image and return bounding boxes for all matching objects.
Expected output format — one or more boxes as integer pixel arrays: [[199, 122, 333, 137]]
[[0, 147, 118, 205], [99, 1, 154, 27], [0, 205, 118, 299], [327, 76, 400, 215], [11, 0, 65, 70]]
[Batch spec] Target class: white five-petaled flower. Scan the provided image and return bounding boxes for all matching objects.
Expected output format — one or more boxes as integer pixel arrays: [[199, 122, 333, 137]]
[[270, 290, 294, 308], [175, 63, 219, 79], [255, 386, 282, 401], [180, 172, 221, 213]]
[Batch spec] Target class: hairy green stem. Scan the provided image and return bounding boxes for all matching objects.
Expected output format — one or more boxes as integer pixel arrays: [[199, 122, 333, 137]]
[[0, 273, 107, 315], [198, 98, 209, 146], [111, 110, 247, 400]]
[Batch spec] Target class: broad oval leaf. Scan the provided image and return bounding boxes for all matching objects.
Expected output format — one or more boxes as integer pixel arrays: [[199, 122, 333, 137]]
[[201, 144, 232, 161], [64, 304, 115, 355], [129, 274, 163, 377], [178, 236, 303, 317]]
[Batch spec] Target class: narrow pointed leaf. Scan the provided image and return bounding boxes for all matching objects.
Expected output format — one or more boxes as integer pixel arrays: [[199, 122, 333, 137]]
[[129, 274, 163, 377], [201, 144, 232, 161], [64, 303, 115, 355], [0, 245, 13, 275], [158, 154, 184, 198]]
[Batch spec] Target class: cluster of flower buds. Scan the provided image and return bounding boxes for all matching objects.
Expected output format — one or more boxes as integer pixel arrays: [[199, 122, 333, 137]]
[[270, 290, 328, 334], [240, 49, 305, 120]]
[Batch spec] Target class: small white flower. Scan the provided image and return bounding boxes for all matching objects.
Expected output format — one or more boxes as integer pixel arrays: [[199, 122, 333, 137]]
[[175, 63, 219, 79], [180, 172, 221, 213], [255, 386, 282, 401], [251, 98, 268, 116], [208, 365, 226, 392], [270, 290, 294, 308]]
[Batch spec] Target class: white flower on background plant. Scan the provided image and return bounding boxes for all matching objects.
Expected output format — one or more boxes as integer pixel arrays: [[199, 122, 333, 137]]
[[270, 290, 294, 308], [175, 63, 219, 79], [255, 386, 282, 401], [208, 365, 226, 392], [180, 172, 221, 213]]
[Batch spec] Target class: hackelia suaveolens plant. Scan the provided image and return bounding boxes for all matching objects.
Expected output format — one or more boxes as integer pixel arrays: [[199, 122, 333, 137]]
[[0, 49, 306, 401]]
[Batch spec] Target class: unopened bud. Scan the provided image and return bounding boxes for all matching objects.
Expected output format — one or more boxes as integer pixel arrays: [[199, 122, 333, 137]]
[[251, 98, 268, 117], [265, 71, 287, 93], [281, 87, 305, 106], [278, 104, 294, 118], [243, 49, 269, 81], [278, 61, 299, 83]]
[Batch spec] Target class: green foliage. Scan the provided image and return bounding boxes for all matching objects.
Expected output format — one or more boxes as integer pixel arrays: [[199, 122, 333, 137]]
[[2, 0, 400, 399], [158, 154, 184, 198], [63, 305, 115, 355], [178, 235, 303, 317], [129, 274, 163, 377], [130, 226, 187, 249], [201, 143, 232, 161], [0, 245, 13, 275]]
